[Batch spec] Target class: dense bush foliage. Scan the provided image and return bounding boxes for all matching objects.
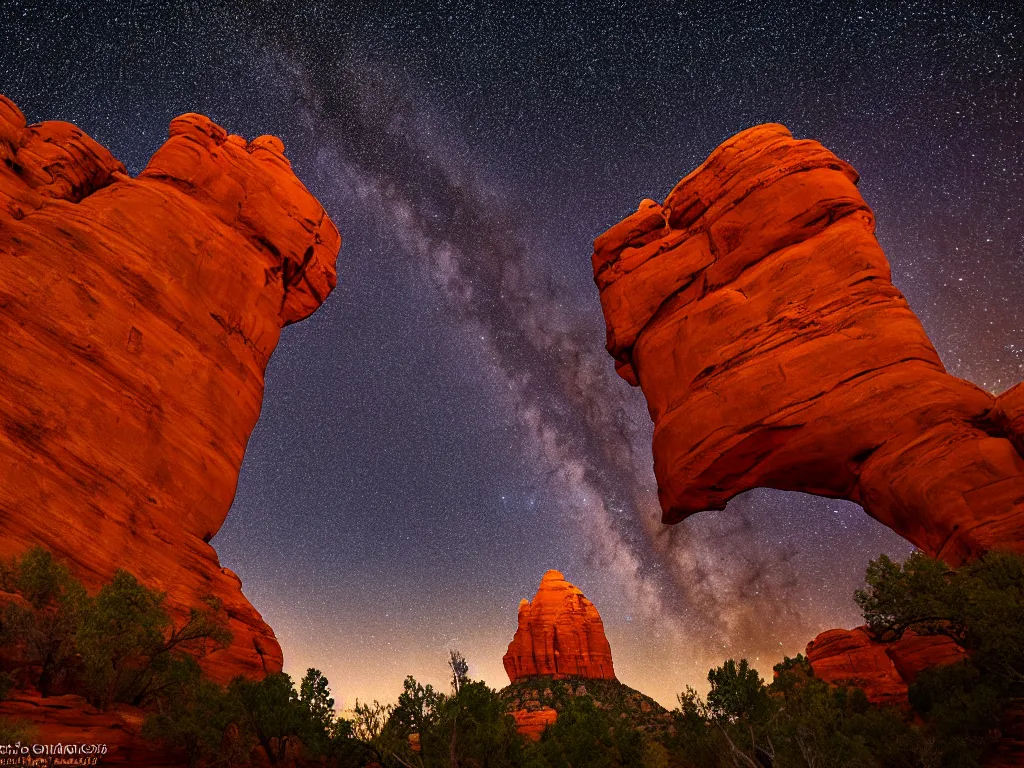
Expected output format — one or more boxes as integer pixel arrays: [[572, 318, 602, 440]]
[[856, 550, 1024, 766], [351, 656, 526, 768], [1, 546, 87, 697], [0, 546, 231, 709], [346, 657, 920, 768], [142, 661, 242, 768], [666, 654, 935, 768], [0, 666, 33, 750]]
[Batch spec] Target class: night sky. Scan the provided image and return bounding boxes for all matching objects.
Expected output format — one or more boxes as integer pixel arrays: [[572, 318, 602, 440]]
[[2, 1, 1022, 708]]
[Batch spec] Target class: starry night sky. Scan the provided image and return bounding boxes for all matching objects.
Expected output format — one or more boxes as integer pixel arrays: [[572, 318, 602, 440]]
[[2, 1, 1022, 708]]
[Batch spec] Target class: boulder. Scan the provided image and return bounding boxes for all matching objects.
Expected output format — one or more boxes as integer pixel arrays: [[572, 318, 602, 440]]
[[805, 627, 965, 708]]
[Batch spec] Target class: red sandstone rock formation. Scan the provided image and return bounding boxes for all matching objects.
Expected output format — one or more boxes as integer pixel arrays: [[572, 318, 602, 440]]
[[503, 570, 616, 682], [592, 123, 1024, 565], [512, 707, 558, 741], [0, 95, 340, 681], [0, 690, 184, 766], [805, 627, 965, 708]]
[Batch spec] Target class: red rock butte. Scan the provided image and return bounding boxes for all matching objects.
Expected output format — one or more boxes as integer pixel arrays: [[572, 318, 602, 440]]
[[592, 123, 1024, 565], [0, 95, 340, 682], [503, 570, 616, 682]]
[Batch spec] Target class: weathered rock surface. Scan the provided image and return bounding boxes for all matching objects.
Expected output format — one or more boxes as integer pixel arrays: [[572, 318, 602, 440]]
[[592, 123, 1024, 564], [0, 95, 340, 682], [511, 707, 558, 741], [0, 690, 184, 766], [805, 627, 965, 708], [503, 570, 616, 682], [500, 676, 669, 741]]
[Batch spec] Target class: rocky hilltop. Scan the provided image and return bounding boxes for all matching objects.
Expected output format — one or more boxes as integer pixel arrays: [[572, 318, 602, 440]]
[[500, 676, 668, 741], [592, 123, 1024, 565], [0, 95, 340, 682], [501, 571, 663, 740], [504, 570, 616, 683]]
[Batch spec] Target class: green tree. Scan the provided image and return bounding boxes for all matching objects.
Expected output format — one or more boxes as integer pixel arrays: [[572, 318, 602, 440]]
[[0, 669, 33, 754], [449, 649, 469, 696], [855, 553, 960, 644], [855, 550, 1024, 682], [393, 675, 443, 737], [323, 714, 380, 767], [665, 687, 723, 767], [909, 663, 1004, 768], [352, 699, 403, 767], [0, 546, 86, 696], [705, 659, 775, 768], [771, 655, 934, 768], [142, 659, 242, 768], [707, 659, 771, 724], [534, 695, 616, 768], [768, 658, 878, 768], [297, 667, 339, 758], [229, 672, 305, 765], [437, 679, 523, 768], [855, 550, 1024, 766], [75, 570, 231, 709], [640, 739, 670, 768], [389, 675, 444, 765], [352, 698, 393, 743]]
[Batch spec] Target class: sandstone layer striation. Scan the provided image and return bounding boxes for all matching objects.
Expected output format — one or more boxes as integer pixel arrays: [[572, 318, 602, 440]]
[[805, 627, 965, 708], [592, 123, 1024, 564], [503, 570, 616, 683], [0, 95, 340, 681]]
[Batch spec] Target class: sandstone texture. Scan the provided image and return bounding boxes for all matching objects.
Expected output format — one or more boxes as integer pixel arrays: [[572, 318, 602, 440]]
[[592, 123, 1024, 564], [511, 707, 558, 741], [805, 627, 965, 708], [804, 628, 1024, 766], [0, 95, 340, 681], [503, 570, 616, 682], [0, 690, 184, 766]]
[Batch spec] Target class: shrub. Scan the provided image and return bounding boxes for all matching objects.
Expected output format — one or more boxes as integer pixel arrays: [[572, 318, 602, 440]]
[[856, 549, 1024, 766], [229, 672, 307, 765], [142, 659, 241, 768], [75, 570, 231, 709], [0, 716, 36, 748], [0, 546, 86, 696]]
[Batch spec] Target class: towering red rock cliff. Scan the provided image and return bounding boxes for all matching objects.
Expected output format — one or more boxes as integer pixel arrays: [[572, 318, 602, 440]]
[[0, 95, 340, 681], [503, 570, 616, 682], [592, 123, 1024, 565]]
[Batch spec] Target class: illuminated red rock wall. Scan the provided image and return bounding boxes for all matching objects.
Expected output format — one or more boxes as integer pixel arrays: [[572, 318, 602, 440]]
[[804, 627, 965, 708], [0, 95, 340, 681], [512, 708, 558, 741], [503, 570, 616, 682], [592, 123, 1024, 565]]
